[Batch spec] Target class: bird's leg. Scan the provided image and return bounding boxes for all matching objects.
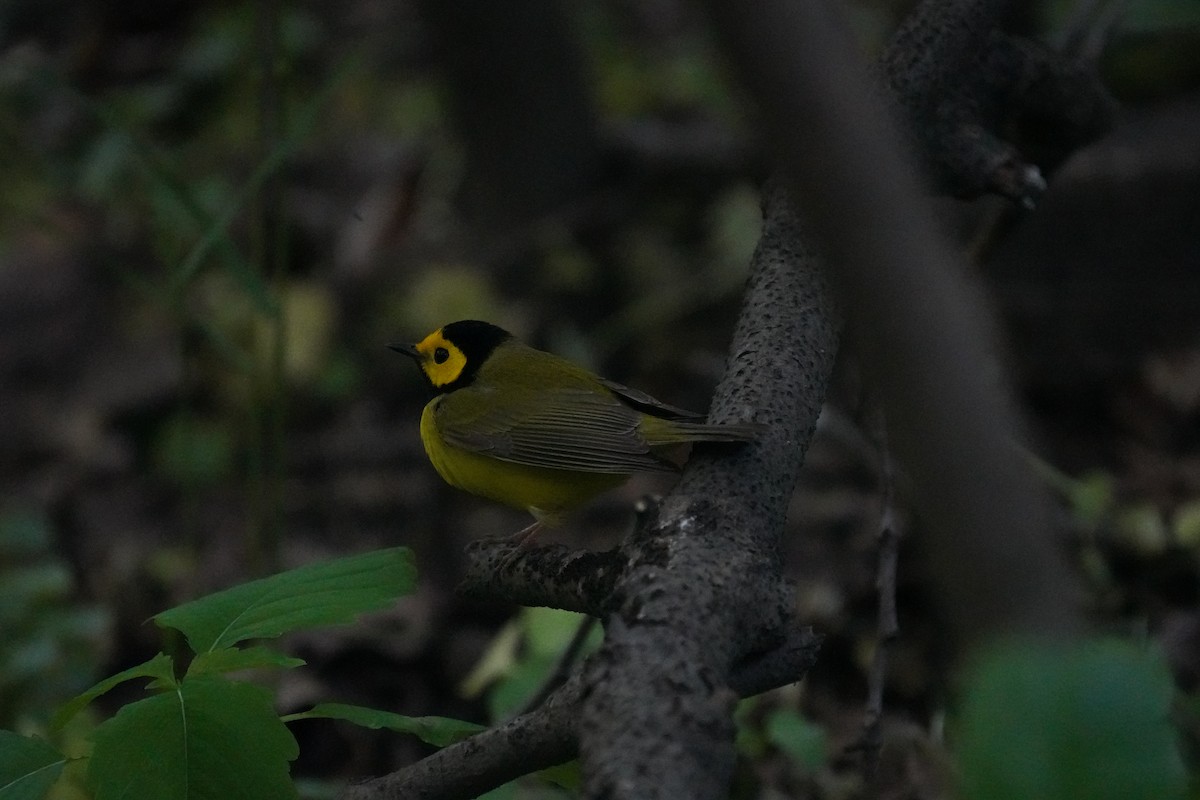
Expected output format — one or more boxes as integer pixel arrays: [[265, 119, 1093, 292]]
[[491, 519, 543, 572], [509, 519, 544, 545], [493, 513, 552, 571]]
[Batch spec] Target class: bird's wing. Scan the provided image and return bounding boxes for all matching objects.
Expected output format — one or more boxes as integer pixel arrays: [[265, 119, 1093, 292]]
[[436, 386, 678, 474], [597, 377, 705, 420]]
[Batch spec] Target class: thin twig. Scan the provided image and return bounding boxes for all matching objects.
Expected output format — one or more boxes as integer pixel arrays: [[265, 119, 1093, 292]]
[[853, 412, 902, 777]]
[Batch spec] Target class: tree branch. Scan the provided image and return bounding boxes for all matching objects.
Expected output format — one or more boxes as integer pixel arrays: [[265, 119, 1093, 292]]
[[457, 540, 626, 616], [880, 0, 1113, 202], [701, 0, 1086, 644], [339, 624, 822, 800], [340, 676, 583, 800], [577, 179, 839, 799]]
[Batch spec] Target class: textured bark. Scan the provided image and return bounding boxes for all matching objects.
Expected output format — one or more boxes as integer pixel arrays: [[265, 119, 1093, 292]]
[[578, 181, 838, 799], [880, 0, 1113, 201]]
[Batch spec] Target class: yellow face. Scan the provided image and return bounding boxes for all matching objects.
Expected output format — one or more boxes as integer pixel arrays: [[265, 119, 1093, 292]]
[[412, 328, 469, 388], [397, 320, 512, 393]]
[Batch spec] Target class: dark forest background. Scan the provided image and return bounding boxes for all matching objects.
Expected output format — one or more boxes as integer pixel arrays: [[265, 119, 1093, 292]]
[[2, 0, 1199, 797]]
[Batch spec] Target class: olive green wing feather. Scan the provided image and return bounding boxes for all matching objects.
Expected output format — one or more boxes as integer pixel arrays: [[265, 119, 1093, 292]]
[[436, 387, 679, 474], [599, 378, 763, 443], [597, 377, 705, 420]]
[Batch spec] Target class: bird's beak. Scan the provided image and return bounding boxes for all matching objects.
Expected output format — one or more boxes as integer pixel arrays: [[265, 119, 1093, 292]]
[[388, 342, 421, 360]]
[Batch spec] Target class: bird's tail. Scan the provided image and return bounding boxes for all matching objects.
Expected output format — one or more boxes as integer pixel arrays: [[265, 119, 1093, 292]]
[[643, 419, 764, 446]]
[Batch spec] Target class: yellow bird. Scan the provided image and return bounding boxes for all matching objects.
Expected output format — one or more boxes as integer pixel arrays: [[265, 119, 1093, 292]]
[[391, 320, 759, 539]]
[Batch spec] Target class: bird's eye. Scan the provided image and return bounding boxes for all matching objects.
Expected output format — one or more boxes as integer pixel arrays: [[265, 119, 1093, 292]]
[[433, 347, 449, 364]]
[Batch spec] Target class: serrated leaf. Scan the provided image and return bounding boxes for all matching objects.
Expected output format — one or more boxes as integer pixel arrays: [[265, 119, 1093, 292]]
[[155, 548, 416, 653], [282, 703, 483, 748], [51, 652, 175, 731], [86, 675, 298, 800], [0, 731, 65, 800], [957, 639, 1187, 800], [187, 645, 305, 677]]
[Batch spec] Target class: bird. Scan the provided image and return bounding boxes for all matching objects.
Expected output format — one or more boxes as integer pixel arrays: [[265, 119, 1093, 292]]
[[391, 320, 760, 541]]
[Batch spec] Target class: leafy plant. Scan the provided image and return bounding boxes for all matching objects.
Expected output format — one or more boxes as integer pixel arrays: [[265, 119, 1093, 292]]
[[0, 731, 65, 800], [0, 547, 469, 800]]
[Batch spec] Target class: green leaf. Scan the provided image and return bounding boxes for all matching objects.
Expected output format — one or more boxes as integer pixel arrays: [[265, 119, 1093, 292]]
[[486, 654, 552, 720], [155, 548, 416, 653], [187, 645, 305, 677], [522, 608, 596, 659], [51, 652, 175, 731], [0, 731, 65, 800], [475, 783, 517, 800], [733, 697, 768, 759], [459, 620, 521, 699], [282, 703, 483, 748], [466, 609, 601, 719], [535, 760, 581, 790], [86, 675, 298, 800], [765, 708, 827, 772], [957, 638, 1187, 800]]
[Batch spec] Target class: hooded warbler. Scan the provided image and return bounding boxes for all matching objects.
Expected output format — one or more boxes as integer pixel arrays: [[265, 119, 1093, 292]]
[[391, 320, 759, 538]]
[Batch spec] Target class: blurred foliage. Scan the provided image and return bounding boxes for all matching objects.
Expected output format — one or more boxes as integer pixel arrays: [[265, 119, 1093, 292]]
[[387, 265, 508, 341], [1038, 0, 1200, 99], [765, 707, 829, 775], [735, 692, 829, 773], [460, 607, 601, 720], [451, 609, 599, 799], [574, 2, 738, 120], [956, 639, 1187, 800], [153, 415, 236, 485], [0, 510, 109, 732]]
